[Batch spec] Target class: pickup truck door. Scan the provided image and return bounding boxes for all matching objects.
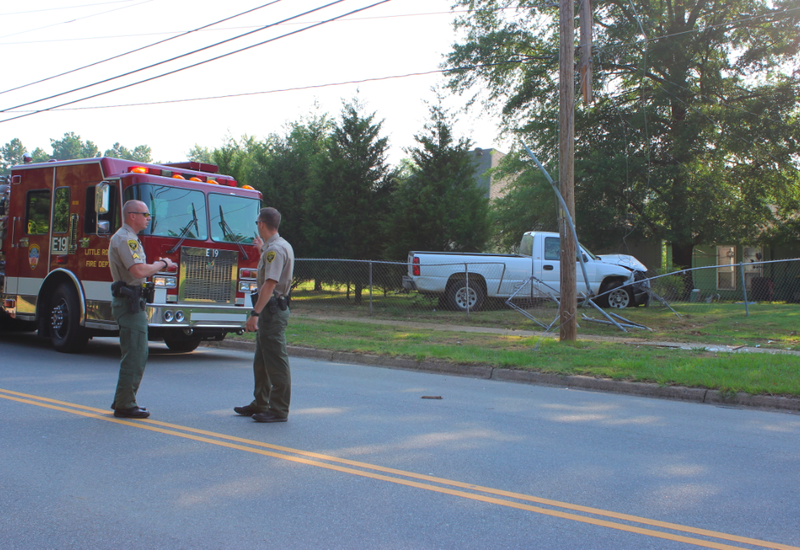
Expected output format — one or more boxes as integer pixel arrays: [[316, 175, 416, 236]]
[[496, 256, 534, 297], [538, 236, 596, 298]]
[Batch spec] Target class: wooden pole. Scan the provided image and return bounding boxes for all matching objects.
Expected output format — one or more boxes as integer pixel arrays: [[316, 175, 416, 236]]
[[559, 0, 577, 341], [579, 0, 593, 105]]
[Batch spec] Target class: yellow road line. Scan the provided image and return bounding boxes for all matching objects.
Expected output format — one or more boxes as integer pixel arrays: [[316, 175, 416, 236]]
[[1, 388, 797, 550]]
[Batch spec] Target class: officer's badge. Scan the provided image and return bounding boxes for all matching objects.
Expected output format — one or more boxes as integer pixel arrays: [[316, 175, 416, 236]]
[[266, 251, 276, 263], [127, 240, 139, 252]]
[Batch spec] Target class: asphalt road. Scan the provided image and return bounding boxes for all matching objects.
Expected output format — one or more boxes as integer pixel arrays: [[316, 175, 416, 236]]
[[1, 332, 799, 550]]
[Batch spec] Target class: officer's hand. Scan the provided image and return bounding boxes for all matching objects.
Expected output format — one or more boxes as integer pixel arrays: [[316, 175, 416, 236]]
[[245, 315, 258, 332], [160, 257, 176, 269], [253, 235, 264, 250]]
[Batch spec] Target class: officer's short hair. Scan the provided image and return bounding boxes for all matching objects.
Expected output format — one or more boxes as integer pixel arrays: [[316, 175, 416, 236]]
[[258, 207, 281, 230], [122, 200, 143, 215]]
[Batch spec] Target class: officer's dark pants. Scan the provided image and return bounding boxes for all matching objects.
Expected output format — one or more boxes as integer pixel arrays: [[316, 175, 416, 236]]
[[112, 296, 149, 410], [250, 307, 291, 418]]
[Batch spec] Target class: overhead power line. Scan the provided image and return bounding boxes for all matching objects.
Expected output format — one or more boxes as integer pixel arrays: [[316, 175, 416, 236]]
[[0, 8, 469, 45], [0, 0, 394, 125], [0, 0, 343, 113], [1, 61, 524, 112], [0, 0, 140, 16], [0, 0, 152, 41], [0, 0, 284, 97]]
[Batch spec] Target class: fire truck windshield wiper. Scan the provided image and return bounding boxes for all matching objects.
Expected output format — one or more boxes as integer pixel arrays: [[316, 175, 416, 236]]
[[167, 203, 199, 254], [218, 205, 249, 260]]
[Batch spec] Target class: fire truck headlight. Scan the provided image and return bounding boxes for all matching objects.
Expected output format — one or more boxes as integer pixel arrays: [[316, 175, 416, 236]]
[[239, 280, 259, 293], [154, 276, 177, 288]]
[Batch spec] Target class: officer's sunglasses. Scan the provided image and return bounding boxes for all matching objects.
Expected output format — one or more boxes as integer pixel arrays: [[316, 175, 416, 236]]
[[131, 212, 151, 218]]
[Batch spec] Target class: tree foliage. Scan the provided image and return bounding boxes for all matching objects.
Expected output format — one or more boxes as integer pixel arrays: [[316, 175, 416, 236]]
[[50, 132, 100, 160], [446, 0, 800, 268], [1, 138, 27, 176], [253, 113, 333, 258], [384, 100, 490, 259], [303, 100, 397, 262], [104, 142, 152, 162]]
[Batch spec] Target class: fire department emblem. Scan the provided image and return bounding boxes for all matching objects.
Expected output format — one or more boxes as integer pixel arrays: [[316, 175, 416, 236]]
[[266, 251, 276, 263], [29, 244, 40, 270]]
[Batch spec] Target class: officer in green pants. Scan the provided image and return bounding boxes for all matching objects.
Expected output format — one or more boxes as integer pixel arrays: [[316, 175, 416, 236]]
[[235, 207, 295, 423], [108, 200, 175, 419]]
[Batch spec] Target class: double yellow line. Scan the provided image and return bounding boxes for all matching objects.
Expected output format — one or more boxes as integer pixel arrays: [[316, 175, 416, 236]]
[[1, 387, 796, 550]]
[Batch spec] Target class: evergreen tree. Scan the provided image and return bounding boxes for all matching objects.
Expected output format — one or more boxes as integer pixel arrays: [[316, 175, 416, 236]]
[[303, 100, 396, 303], [104, 142, 152, 162], [50, 132, 100, 160], [385, 101, 490, 259], [252, 113, 333, 258]]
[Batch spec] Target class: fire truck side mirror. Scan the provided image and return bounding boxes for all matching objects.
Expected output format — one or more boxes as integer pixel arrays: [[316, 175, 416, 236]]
[[95, 182, 110, 214], [95, 182, 111, 235]]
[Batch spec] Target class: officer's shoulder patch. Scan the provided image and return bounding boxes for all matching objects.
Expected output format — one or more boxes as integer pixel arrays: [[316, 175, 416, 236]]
[[127, 240, 139, 252], [266, 250, 276, 263]]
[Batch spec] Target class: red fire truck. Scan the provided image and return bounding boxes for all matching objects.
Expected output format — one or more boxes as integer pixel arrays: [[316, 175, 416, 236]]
[[0, 157, 262, 353]]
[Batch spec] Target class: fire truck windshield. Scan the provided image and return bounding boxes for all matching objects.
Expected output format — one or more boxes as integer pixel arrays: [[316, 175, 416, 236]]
[[209, 193, 260, 245], [126, 185, 207, 239]]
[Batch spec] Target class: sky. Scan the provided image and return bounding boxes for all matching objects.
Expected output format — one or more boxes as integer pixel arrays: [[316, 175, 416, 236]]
[[0, 0, 508, 165]]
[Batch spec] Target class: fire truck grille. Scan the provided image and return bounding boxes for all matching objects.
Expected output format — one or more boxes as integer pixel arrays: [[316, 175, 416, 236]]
[[179, 247, 238, 304]]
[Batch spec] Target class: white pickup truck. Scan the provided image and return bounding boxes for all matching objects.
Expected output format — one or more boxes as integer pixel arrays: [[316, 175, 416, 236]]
[[402, 231, 649, 311]]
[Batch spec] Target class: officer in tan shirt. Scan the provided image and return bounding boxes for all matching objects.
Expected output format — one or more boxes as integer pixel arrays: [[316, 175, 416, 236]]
[[234, 207, 295, 423], [108, 200, 175, 419]]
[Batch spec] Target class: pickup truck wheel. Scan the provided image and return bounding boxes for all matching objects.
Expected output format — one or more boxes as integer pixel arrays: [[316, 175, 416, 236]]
[[446, 281, 485, 312], [606, 284, 633, 309], [49, 283, 89, 353]]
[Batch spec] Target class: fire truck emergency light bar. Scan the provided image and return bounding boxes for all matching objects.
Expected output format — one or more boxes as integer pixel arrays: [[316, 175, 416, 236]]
[[127, 166, 255, 190]]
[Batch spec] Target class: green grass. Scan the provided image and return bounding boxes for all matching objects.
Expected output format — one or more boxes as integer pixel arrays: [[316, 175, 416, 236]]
[[287, 293, 800, 351], [233, 316, 800, 397]]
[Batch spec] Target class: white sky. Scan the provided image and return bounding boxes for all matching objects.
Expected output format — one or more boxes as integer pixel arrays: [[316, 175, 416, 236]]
[[0, 0, 508, 165]]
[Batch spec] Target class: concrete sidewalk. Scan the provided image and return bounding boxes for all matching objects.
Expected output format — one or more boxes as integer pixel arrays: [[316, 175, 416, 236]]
[[207, 315, 800, 413]]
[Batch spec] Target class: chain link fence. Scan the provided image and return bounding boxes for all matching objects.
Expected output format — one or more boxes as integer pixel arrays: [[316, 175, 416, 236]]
[[291, 258, 800, 328]]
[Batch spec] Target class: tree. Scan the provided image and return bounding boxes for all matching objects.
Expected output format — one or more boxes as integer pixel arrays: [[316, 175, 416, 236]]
[[384, 100, 490, 259], [0, 139, 48, 175], [50, 132, 100, 160], [252, 113, 333, 258], [303, 100, 396, 303], [187, 145, 213, 163], [191, 135, 264, 188], [104, 142, 152, 162], [446, 0, 800, 278], [304, 100, 396, 260], [1, 138, 26, 176]]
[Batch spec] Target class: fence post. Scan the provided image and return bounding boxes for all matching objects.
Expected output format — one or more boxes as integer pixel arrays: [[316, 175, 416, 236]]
[[369, 261, 373, 316], [739, 262, 749, 316], [464, 263, 470, 319]]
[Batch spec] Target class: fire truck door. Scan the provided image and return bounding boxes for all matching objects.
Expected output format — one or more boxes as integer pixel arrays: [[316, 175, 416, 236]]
[[49, 186, 76, 261], [13, 185, 53, 315]]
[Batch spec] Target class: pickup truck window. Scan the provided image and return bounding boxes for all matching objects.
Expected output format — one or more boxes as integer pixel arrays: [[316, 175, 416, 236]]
[[545, 236, 596, 262], [545, 237, 560, 260], [519, 234, 533, 257]]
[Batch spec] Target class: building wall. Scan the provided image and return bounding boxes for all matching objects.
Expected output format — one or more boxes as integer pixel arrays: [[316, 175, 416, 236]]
[[471, 148, 509, 200]]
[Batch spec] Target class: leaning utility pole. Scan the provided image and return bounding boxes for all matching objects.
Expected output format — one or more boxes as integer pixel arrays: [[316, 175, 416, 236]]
[[559, 0, 577, 341]]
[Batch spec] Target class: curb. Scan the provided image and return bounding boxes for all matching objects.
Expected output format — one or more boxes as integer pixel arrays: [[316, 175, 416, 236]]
[[205, 339, 800, 413]]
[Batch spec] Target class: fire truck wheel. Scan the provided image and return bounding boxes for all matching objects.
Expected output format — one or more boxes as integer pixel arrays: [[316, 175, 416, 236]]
[[49, 283, 89, 353], [163, 333, 202, 353]]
